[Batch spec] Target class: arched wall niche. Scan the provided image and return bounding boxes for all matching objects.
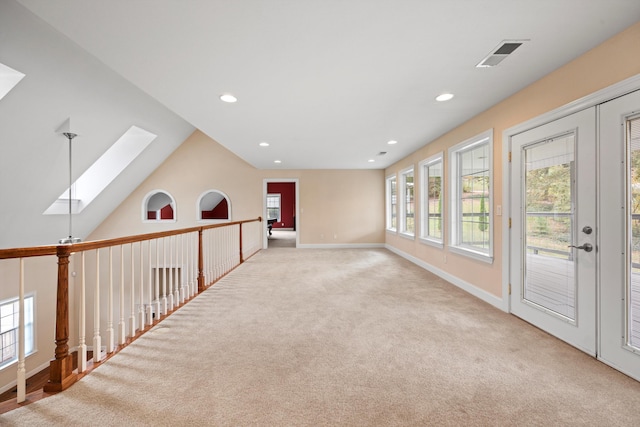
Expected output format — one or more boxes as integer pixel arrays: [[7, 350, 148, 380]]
[[142, 190, 176, 222], [197, 190, 231, 222]]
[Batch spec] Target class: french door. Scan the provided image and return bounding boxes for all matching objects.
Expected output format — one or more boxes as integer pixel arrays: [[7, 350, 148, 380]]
[[599, 89, 640, 380], [510, 108, 597, 355]]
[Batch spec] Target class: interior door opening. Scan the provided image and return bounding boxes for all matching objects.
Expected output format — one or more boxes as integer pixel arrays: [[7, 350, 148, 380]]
[[263, 179, 299, 249]]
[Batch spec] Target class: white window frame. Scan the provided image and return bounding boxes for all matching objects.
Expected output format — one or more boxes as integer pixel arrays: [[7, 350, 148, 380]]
[[419, 152, 444, 248], [448, 129, 493, 263], [266, 193, 281, 222], [386, 174, 397, 232], [0, 294, 35, 369], [399, 166, 415, 238]]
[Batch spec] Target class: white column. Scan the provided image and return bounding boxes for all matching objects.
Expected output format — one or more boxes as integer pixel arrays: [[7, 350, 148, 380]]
[[79, 252, 87, 373], [106, 247, 114, 353], [16, 259, 26, 403], [93, 249, 102, 363]]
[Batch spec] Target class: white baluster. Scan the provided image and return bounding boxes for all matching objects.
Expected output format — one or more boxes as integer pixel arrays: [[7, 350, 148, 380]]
[[174, 236, 180, 305], [106, 247, 114, 353], [154, 238, 160, 319], [139, 241, 145, 329], [93, 249, 102, 363], [17, 258, 26, 403], [162, 237, 168, 315], [118, 246, 126, 345], [147, 240, 153, 325], [129, 243, 136, 338], [79, 252, 87, 373], [180, 234, 186, 303], [168, 235, 174, 311]]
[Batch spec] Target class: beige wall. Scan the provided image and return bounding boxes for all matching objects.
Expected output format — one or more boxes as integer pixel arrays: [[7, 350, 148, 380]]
[[89, 130, 385, 245], [385, 21, 640, 298]]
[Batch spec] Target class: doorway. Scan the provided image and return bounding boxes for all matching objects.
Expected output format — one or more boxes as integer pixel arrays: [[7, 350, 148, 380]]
[[508, 88, 640, 380], [263, 179, 299, 249]]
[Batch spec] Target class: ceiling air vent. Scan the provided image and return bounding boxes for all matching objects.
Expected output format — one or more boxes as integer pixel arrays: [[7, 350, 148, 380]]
[[377, 151, 387, 156], [476, 40, 527, 68]]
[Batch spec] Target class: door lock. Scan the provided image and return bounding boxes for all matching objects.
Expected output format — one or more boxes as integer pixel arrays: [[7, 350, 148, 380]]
[[582, 226, 593, 235], [568, 243, 593, 252]]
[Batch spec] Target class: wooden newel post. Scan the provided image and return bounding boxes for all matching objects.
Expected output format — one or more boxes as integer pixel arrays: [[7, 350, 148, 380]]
[[197, 228, 205, 293], [239, 223, 244, 263], [44, 245, 78, 392]]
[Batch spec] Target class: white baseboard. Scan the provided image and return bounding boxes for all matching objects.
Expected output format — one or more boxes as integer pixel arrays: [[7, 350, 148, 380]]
[[385, 244, 507, 312], [297, 243, 385, 249], [0, 360, 51, 395]]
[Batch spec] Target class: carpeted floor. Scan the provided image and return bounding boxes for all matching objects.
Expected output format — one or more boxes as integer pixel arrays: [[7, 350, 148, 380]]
[[267, 230, 296, 248], [3, 248, 640, 426]]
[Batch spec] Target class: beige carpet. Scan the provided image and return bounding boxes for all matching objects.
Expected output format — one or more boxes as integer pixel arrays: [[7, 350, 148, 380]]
[[3, 248, 640, 426], [267, 230, 296, 248]]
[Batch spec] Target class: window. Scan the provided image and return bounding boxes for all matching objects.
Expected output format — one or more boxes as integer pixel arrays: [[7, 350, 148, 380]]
[[449, 130, 493, 262], [143, 190, 176, 222], [386, 175, 397, 231], [266, 194, 281, 221], [1, 295, 34, 368], [400, 167, 415, 236], [420, 153, 443, 246], [45, 126, 157, 215], [198, 190, 231, 221], [0, 62, 25, 102]]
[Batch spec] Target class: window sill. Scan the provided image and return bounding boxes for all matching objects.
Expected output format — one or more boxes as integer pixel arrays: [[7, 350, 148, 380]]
[[386, 228, 397, 234], [399, 232, 415, 241], [419, 237, 444, 249], [449, 245, 493, 264]]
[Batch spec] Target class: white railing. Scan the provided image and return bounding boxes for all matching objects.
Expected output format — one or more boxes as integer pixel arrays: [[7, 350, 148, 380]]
[[0, 217, 262, 404]]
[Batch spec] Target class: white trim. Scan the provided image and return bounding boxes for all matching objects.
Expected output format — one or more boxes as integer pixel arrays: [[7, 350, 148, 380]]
[[448, 129, 494, 263], [501, 72, 640, 314], [385, 244, 506, 311], [141, 189, 177, 223], [0, 360, 49, 395], [298, 243, 385, 249], [196, 189, 232, 222], [419, 151, 444, 244], [263, 179, 299, 249], [385, 174, 398, 232], [399, 166, 415, 236]]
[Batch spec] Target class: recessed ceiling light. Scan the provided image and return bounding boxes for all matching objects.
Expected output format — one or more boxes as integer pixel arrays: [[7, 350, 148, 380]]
[[368, 159, 375, 163], [220, 94, 237, 103], [436, 93, 454, 102], [259, 142, 269, 147], [274, 160, 282, 164], [387, 140, 398, 145]]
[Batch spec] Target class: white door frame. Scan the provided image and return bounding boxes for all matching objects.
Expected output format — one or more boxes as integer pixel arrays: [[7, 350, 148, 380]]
[[502, 73, 640, 313], [263, 178, 300, 249]]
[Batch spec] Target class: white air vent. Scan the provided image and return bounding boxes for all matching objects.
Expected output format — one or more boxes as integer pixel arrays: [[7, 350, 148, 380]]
[[378, 151, 387, 156], [476, 40, 527, 68]]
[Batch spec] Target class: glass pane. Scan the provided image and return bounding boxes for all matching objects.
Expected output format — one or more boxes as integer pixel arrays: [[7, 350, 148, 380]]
[[627, 116, 640, 349], [427, 162, 442, 239], [523, 134, 575, 319], [390, 178, 397, 229], [459, 144, 489, 249], [404, 172, 414, 233]]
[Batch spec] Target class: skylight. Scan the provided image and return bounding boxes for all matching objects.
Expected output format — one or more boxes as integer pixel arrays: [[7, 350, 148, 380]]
[[0, 62, 26, 101], [44, 126, 157, 215]]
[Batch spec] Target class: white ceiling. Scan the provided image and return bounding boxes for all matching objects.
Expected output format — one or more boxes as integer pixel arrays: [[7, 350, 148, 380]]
[[17, 0, 640, 170]]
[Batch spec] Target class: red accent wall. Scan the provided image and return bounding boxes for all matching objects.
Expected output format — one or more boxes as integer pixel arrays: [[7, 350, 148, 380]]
[[267, 182, 295, 229], [160, 204, 174, 220], [201, 198, 228, 219]]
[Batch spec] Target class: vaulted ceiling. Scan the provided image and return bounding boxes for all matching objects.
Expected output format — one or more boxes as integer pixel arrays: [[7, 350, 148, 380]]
[[2, 0, 640, 248]]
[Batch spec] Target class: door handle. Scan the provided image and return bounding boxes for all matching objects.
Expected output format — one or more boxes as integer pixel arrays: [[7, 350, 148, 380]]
[[568, 243, 593, 252]]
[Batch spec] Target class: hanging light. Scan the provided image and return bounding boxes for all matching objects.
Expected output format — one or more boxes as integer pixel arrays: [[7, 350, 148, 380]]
[[57, 118, 81, 244]]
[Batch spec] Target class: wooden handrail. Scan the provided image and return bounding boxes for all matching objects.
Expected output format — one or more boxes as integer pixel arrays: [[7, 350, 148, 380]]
[[1, 216, 262, 395]]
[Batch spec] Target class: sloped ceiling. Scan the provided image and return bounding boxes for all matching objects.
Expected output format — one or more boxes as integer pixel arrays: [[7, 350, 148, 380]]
[[0, 1, 194, 248], [2, 0, 640, 248], [16, 0, 640, 170]]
